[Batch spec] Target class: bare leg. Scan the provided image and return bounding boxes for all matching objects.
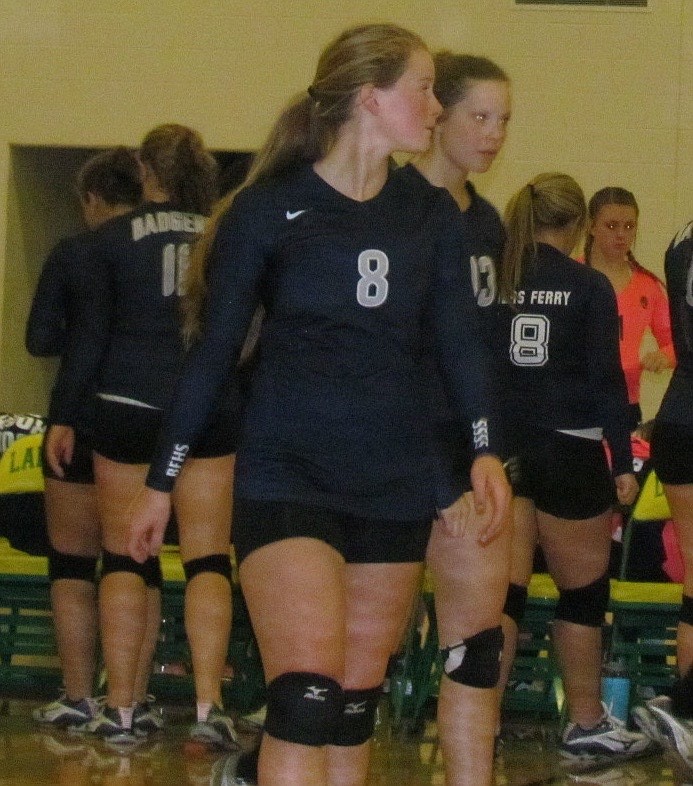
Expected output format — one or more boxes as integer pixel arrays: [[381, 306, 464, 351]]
[[94, 455, 152, 710], [538, 510, 612, 727], [497, 497, 537, 721], [44, 478, 101, 701], [174, 455, 235, 708], [240, 538, 346, 786], [326, 562, 422, 786], [426, 497, 511, 786]]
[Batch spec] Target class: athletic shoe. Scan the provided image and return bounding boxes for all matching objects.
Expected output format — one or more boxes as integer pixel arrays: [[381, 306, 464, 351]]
[[189, 706, 241, 750], [32, 695, 98, 728], [82, 705, 139, 747], [132, 696, 163, 736], [561, 707, 653, 759], [645, 695, 693, 765], [631, 702, 664, 747]]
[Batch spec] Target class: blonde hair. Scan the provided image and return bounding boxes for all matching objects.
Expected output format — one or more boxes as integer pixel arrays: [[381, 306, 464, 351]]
[[139, 123, 218, 215], [500, 172, 586, 304], [182, 23, 427, 343]]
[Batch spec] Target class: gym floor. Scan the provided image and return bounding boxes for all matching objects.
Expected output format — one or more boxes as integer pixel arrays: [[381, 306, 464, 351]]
[[2, 699, 692, 786]]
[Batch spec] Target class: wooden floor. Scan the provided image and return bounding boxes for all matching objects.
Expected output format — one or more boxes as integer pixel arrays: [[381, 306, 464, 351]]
[[1, 698, 692, 786]]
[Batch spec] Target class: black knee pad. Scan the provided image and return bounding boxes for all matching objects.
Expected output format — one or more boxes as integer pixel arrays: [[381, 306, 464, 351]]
[[332, 685, 382, 747], [503, 583, 528, 625], [555, 573, 610, 628], [183, 553, 232, 584], [101, 548, 156, 585], [441, 625, 504, 689], [265, 672, 344, 746], [679, 594, 693, 627], [48, 546, 98, 583]]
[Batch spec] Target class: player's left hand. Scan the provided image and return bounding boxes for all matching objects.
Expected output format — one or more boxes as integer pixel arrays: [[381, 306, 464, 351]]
[[615, 472, 639, 507], [470, 454, 512, 544], [436, 492, 473, 538]]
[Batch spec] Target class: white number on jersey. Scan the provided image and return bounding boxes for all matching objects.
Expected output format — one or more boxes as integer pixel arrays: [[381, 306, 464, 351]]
[[510, 313, 550, 366], [470, 255, 497, 307], [356, 250, 389, 308], [161, 243, 190, 297]]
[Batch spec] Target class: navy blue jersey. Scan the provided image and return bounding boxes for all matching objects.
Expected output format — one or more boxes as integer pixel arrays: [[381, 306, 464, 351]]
[[657, 221, 693, 425], [26, 233, 100, 433], [49, 202, 207, 426], [399, 166, 505, 496], [485, 243, 633, 477], [147, 164, 500, 520]]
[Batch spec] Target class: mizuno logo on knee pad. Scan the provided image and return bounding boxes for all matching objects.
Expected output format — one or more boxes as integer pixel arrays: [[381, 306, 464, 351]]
[[303, 686, 330, 701]]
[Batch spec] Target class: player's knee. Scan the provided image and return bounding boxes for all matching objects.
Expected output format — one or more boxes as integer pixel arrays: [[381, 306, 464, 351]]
[[183, 553, 232, 584], [441, 625, 504, 688], [48, 546, 98, 583], [264, 672, 344, 746], [679, 594, 693, 627], [101, 548, 160, 587], [503, 582, 528, 625], [555, 573, 609, 627], [332, 685, 382, 746]]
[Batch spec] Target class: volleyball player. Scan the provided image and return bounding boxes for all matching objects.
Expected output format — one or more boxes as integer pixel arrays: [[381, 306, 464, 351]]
[[633, 220, 693, 770], [585, 187, 675, 431], [127, 23, 509, 786], [26, 148, 142, 728], [488, 173, 651, 763], [47, 125, 241, 747], [404, 53, 512, 786]]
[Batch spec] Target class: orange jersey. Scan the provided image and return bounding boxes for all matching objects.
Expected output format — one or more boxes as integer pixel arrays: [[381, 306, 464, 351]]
[[616, 266, 675, 403]]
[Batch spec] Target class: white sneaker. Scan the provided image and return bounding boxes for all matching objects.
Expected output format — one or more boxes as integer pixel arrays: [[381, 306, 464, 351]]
[[561, 706, 653, 759], [645, 695, 693, 765]]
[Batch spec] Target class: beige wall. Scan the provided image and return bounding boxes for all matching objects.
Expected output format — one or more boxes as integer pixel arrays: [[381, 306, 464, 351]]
[[1, 0, 691, 417]]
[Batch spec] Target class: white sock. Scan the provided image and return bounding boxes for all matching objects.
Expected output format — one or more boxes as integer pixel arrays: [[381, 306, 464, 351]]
[[197, 702, 214, 723]]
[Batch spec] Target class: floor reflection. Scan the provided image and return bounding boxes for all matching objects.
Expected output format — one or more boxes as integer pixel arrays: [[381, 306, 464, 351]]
[[0, 699, 691, 785]]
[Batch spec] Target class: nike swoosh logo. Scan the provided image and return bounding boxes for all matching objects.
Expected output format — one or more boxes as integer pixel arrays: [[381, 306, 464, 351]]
[[286, 210, 306, 220]]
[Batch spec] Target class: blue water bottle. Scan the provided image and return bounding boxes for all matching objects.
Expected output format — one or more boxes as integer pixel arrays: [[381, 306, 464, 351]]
[[601, 658, 631, 723]]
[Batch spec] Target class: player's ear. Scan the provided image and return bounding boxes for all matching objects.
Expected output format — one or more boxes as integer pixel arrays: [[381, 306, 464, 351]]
[[357, 83, 379, 115]]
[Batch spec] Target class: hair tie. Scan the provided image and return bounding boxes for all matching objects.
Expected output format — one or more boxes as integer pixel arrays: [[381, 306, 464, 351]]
[[528, 183, 535, 197]]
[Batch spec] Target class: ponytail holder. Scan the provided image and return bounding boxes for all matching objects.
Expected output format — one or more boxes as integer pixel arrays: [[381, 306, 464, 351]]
[[527, 183, 535, 197]]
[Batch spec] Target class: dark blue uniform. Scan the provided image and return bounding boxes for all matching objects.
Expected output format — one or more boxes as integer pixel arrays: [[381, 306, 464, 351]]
[[397, 166, 505, 498], [26, 234, 98, 436], [147, 164, 500, 522], [652, 221, 693, 485], [48, 202, 241, 463], [484, 243, 633, 501]]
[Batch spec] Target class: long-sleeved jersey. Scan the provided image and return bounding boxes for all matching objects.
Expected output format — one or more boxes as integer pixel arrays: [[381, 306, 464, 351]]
[[48, 201, 207, 427], [657, 221, 693, 425], [484, 243, 633, 477], [146, 164, 501, 520], [25, 233, 99, 432], [615, 264, 675, 404]]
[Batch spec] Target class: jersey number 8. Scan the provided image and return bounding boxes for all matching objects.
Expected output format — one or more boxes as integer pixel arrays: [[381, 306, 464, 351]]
[[357, 250, 389, 308], [510, 313, 550, 367]]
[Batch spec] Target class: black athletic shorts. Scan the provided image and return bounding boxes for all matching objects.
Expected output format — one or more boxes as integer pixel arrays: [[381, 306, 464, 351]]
[[42, 429, 94, 484], [232, 497, 432, 565], [651, 420, 693, 485], [510, 429, 615, 520], [92, 397, 240, 464]]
